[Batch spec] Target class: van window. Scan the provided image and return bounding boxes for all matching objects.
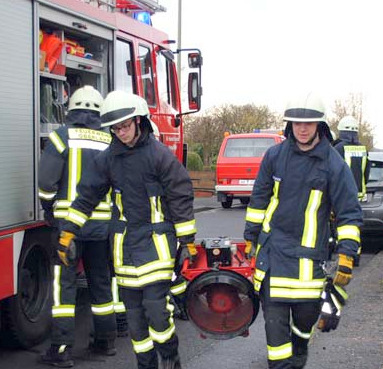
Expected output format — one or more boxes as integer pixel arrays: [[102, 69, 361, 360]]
[[224, 137, 276, 158]]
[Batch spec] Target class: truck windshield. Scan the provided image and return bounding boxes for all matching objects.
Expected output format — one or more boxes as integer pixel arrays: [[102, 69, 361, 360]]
[[224, 137, 276, 158]]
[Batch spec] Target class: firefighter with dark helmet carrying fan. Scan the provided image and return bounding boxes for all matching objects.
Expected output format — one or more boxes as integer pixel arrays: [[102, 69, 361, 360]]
[[56, 90, 196, 369], [244, 92, 362, 369]]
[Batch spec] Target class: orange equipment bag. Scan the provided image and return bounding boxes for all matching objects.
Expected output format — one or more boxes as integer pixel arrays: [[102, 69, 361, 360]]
[[40, 32, 63, 72]]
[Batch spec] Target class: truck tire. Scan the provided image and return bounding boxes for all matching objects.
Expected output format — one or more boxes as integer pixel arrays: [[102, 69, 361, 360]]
[[221, 198, 233, 209], [0, 227, 53, 348]]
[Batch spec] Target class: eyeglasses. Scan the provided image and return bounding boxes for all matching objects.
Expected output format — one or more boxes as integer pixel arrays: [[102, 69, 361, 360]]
[[111, 118, 135, 133]]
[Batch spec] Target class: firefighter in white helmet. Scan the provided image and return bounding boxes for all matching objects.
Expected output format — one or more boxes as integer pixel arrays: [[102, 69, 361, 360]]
[[333, 115, 369, 266], [57, 91, 196, 369], [244, 92, 362, 369], [38, 86, 117, 367]]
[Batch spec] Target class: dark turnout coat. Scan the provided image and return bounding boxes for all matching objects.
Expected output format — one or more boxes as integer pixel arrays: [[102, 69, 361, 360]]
[[244, 137, 363, 302], [61, 127, 196, 288]]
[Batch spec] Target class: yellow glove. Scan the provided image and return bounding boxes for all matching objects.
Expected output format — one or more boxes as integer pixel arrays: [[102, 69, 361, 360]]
[[245, 240, 256, 259], [57, 231, 76, 266], [333, 254, 353, 286], [186, 242, 197, 257]]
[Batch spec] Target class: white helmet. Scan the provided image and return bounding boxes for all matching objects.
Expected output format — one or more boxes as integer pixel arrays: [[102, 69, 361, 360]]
[[337, 115, 358, 132], [68, 85, 103, 112], [100, 91, 150, 128], [284, 92, 326, 123]]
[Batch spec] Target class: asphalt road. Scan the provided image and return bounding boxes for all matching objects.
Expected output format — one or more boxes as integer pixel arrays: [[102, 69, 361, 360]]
[[0, 196, 381, 369]]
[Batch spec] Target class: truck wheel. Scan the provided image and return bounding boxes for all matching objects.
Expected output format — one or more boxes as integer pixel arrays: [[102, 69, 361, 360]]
[[240, 198, 250, 205], [0, 228, 53, 348], [221, 199, 233, 209]]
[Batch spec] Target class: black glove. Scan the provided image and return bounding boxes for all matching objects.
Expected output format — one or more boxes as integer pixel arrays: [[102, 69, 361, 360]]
[[317, 279, 348, 332]]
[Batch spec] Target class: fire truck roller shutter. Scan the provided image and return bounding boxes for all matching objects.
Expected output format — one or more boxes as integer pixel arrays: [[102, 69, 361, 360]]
[[186, 270, 259, 340]]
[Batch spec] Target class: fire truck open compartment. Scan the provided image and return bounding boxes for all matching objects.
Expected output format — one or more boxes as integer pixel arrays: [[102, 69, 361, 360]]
[[0, 0, 203, 349]]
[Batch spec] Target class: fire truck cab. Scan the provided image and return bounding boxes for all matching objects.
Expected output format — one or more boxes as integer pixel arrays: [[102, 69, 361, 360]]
[[215, 131, 284, 208], [0, 0, 202, 348]]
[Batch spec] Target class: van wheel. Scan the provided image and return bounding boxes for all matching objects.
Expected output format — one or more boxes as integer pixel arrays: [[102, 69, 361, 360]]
[[0, 228, 53, 348], [240, 198, 250, 205], [221, 199, 233, 209]]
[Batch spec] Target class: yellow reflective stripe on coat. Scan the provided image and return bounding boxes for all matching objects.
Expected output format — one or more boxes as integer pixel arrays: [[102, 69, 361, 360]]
[[55, 209, 110, 221], [49, 131, 66, 154], [65, 207, 89, 226], [113, 231, 125, 268], [263, 179, 280, 233], [39, 189, 57, 200], [152, 232, 171, 260], [67, 147, 81, 201], [149, 322, 176, 344], [55, 199, 111, 211], [115, 193, 127, 221], [253, 268, 265, 292], [116, 270, 173, 288], [299, 258, 314, 281], [116, 260, 174, 277], [150, 196, 164, 223], [301, 189, 322, 248], [245, 208, 265, 223], [270, 276, 325, 299], [132, 336, 154, 353], [91, 301, 115, 316], [174, 219, 197, 237], [337, 224, 360, 243], [267, 342, 292, 361], [360, 153, 367, 197]]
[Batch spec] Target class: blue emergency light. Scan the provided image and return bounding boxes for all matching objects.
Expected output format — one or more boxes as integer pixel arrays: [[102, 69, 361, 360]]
[[133, 11, 152, 25]]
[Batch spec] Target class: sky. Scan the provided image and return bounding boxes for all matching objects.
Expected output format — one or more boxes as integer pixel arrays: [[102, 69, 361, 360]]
[[152, 0, 383, 148]]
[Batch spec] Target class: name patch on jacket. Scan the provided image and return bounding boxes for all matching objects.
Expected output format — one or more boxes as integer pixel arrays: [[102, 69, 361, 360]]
[[68, 128, 111, 144]]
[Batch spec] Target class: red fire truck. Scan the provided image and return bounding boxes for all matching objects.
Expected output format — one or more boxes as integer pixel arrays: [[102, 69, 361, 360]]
[[0, 0, 202, 348]]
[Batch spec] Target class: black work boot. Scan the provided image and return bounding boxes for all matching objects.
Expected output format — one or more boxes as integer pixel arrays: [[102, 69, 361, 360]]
[[291, 352, 308, 369], [161, 354, 182, 369], [89, 338, 117, 356], [116, 312, 129, 337], [41, 345, 74, 368]]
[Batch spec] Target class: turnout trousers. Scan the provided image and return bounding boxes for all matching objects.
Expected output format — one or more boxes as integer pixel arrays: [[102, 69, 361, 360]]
[[261, 276, 321, 369], [120, 282, 179, 369], [51, 240, 116, 345]]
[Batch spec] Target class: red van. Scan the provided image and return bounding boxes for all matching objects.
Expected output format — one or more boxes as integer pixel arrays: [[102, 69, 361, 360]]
[[215, 132, 284, 208]]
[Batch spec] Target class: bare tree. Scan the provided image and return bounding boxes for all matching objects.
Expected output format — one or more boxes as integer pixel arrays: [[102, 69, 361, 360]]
[[184, 104, 281, 166]]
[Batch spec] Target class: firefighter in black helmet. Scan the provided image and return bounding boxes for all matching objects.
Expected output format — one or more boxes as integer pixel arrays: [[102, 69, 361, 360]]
[[244, 92, 362, 369], [57, 91, 196, 369], [38, 86, 117, 367]]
